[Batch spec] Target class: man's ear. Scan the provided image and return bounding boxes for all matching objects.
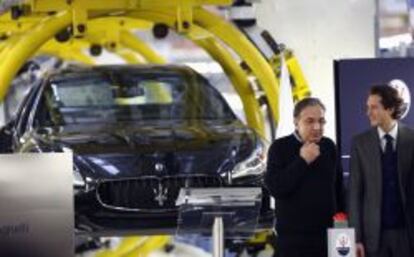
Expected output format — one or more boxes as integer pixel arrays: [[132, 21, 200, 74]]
[[387, 107, 395, 117], [294, 118, 298, 128]]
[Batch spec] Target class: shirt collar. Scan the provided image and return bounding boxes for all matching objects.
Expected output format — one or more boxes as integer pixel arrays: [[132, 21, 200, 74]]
[[377, 122, 398, 141], [293, 131, 303, 143]]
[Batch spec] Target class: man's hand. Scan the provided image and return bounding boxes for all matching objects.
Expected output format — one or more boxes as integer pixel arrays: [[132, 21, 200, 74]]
[[300, 142, 320, 164], [356, 243, 365, 257]]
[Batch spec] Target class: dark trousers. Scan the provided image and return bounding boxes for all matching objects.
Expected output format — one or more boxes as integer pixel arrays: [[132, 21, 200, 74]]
[[273, 234, 327, 257], [276, 247, 326, 257], [367, 229, 411, 257]]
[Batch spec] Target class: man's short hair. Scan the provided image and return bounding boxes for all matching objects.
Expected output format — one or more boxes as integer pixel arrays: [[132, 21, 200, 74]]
[[293, 97, 326, 118], [369, 85, 403, 120]]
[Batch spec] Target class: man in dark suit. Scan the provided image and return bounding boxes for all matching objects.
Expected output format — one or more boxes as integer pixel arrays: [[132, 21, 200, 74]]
[[349, 85, 414, 257], [265, 97, 343, 257]]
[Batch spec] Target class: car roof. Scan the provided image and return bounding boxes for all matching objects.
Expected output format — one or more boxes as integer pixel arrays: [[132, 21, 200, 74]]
[[48, 64, 199, 79]]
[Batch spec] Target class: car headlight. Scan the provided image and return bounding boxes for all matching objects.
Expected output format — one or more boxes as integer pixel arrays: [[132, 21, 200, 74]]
[[231, 141, 267, 180], [73, 163, 86, 189], [62, 146, 87, 191]]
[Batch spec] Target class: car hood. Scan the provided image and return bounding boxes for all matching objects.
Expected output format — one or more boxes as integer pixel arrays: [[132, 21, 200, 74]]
[[44, 120, 258, 179]]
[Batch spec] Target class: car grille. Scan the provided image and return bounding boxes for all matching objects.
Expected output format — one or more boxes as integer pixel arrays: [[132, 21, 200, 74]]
[[96, 175, 224, 211]]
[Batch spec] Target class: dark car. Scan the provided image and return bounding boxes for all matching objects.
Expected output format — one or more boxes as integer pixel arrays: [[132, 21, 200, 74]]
[[0, 65, 273, 236]]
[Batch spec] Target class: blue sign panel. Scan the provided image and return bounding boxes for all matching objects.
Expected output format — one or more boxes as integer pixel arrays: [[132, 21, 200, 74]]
[[335, 58, 414, 173]]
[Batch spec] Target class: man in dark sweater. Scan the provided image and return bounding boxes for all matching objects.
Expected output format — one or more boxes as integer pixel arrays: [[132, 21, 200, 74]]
[[265, 97, 343, 257]]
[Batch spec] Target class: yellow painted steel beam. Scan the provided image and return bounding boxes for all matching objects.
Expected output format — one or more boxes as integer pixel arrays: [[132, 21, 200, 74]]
[[132, 15, 265, 134], [38, 49, 94, 64], [28, 0, 233, 13], [0, 27, 91, 66], [196, 38, 265, 137], [24, 0, 231, 36], [86, 18, 165, 64], [0, 13, 153, 45], [126, 10, 276, 132], [0, 11, 72, 101], [0, 13, 160, 67], [0, 12, 49, 35], [81, 17, 163, 64], [269, 49, 311, 103], [1, 3, 278, 127], [85, 17, 152, 47], [118, 12, 266, 135], [88, 17, 153, 31], [95, 236, 171, 257], [284, 49, 311, 102], [0, 34, 25, 65], [0, 41, 12, 64], [39, 50, 94, 65], [39, 39, 95, 64], [0, 34, 36, 77], [0, 12, 159, 66], [193, 8, 280, 124], [114, 48, 145, 64], [128, 8, 280, 125], [68, 17, 159, 64], [123, 11, 265, 135], [175, 0, 193, 33], [119, 30, 166, 64]]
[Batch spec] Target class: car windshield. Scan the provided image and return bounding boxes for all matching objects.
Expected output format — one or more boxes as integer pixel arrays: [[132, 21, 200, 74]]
[[40, 69, 236, 125]]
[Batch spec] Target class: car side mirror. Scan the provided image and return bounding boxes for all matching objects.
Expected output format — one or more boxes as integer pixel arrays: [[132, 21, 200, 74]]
[[36, 127, 53, 136]]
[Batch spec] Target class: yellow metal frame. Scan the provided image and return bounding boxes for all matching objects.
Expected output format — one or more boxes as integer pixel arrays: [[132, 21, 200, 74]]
[[269, 48, 311, 104], [0, 13, 165, 63], [39, 40, 95, 64], [128, 7, 280, 126], [119, 30, 166, 64], [84, 16, 166, 64], [0, 11, 72, 100], [95, 236, 171, 257], [0, 12, 166, 91], [114, 47, 145, 64], [28, 0, 233, 12], [196, 37, 265, 137], [284, 49, 311, 102], [0, 1, 312, 255], [118, 10, 267, 136], [0, 9, 275, 136], [193, 8, 280, 123]]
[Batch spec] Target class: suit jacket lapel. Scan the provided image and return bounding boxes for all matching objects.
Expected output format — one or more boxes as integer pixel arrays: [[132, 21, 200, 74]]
[[366, 128, 382, 200], [397, 124, 410, 204]]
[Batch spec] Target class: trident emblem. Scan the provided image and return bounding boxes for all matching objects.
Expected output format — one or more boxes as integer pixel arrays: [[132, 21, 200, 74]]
[[153, 182, 168, 206]]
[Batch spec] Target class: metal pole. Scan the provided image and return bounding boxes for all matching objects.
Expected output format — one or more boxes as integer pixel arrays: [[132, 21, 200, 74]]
[[212, 216, 224, 257]]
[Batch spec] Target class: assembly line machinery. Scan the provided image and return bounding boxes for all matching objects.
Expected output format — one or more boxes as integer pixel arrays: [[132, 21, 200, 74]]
[[0, 0, 311, 256]]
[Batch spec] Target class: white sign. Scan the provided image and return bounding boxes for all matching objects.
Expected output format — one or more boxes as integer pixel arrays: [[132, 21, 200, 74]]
[[328, 228, 356, 257], [0, 153, 73, 257]]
